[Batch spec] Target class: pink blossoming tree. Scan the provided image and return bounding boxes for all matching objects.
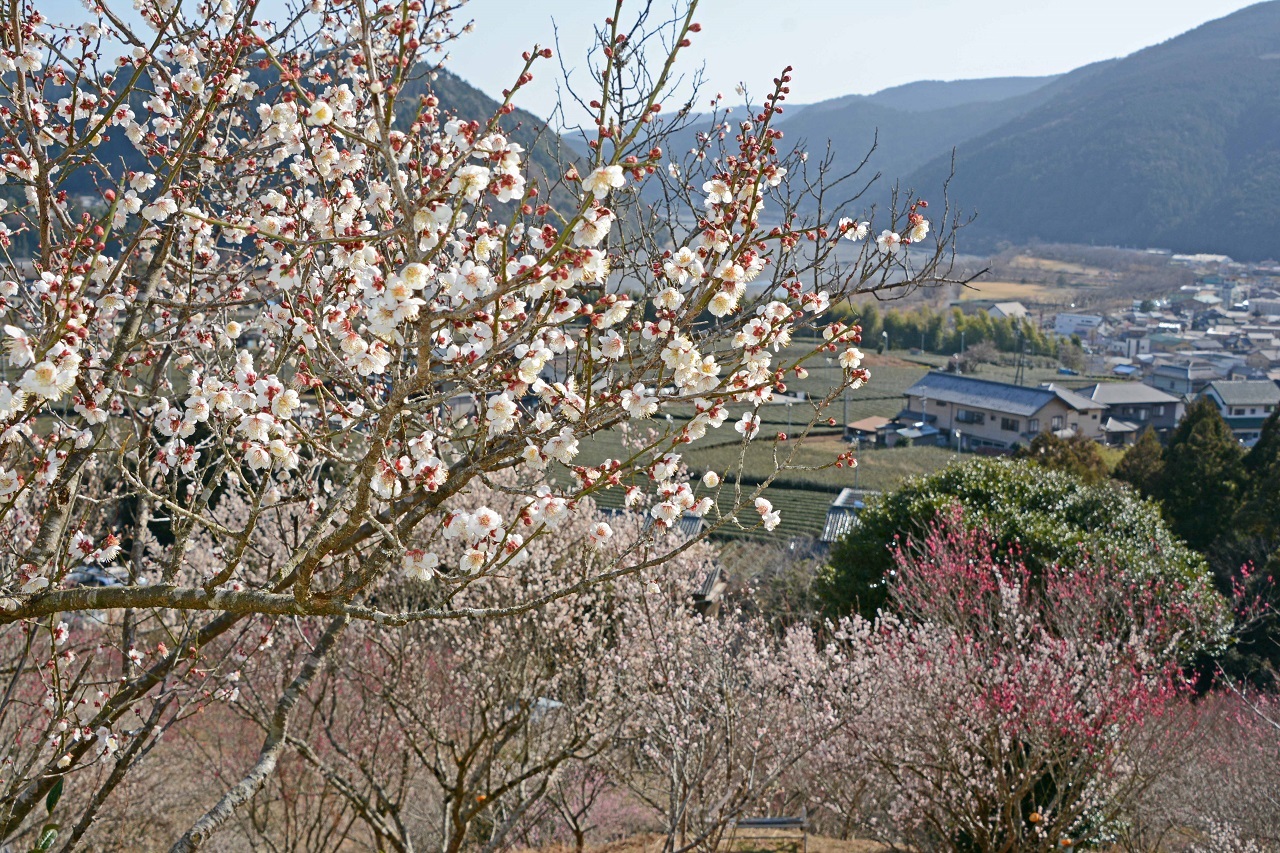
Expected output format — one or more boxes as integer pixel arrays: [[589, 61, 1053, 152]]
[[830, 508, 1204, 851]]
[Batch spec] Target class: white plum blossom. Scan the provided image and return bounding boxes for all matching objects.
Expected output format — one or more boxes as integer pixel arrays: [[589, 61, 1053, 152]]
[[839, 218, 870, 241], [754, 497, 781, 531], [307, 100, 334, 126], [403, 550, 439, 581], [703, 178, 733, 207], [587, 521, 613, 546], [839, 347, 864, 370], [876, 229, 903, 255], [908, 215, 931, 242], [0, 3, 956, 827], [582, 165, 625, 199]]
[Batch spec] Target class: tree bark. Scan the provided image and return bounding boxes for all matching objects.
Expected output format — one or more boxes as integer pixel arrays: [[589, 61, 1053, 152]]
[[168, 615, 349, 852]]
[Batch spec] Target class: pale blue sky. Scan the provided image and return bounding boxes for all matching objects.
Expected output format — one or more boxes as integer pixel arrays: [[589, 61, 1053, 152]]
[[43, 0, 1267, 119]]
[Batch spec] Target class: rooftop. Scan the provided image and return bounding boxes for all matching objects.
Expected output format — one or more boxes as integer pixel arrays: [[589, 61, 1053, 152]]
[[904, 372, 1102, 418], [1079, 382, 1182, 406], [990, 301, 1029, 318], [846, 416, 891, 433], [1203, 380, 1280, 406]]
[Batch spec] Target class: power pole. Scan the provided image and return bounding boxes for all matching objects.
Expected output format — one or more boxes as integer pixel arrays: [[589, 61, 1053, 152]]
[[1013, 329, 1026, 386]]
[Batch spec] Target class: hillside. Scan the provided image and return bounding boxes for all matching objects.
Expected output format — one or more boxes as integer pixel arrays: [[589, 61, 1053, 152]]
[[56, 65, 577, 205], [771, 66, 1110, 197], [789, 74, 1060, 118], [906, 1, 1280, 260]]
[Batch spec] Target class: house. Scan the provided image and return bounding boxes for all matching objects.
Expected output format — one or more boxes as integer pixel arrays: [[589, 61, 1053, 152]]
[[1054, 313, 1105, 339], [1251, 297, 1280, 316], [1076, 382, 1184, 444], [692, 564, 728, 616], [1112, 331, 1151, 359], [951, 299, 1028, 320], [988, 301, 1029, 320], [844, 416, 891, 446], [1146, 360, 1223, 396], [898, 372, 1105, 451], [1198, 380, 1280, 446]]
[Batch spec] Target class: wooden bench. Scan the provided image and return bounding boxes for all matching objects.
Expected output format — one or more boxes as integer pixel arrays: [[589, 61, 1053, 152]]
[[729, 810, 807, 853]]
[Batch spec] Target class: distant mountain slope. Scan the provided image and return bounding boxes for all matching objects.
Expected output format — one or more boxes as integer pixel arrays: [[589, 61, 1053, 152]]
[[906, 1, 1280, 260], [864, 76, 1061, 112], [789, 75, 1059, 118], [767, 63, 1110, 204]]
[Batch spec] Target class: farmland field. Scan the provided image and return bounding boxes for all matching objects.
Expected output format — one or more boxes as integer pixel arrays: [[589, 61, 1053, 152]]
[[561, 350, 1072, 541], [952, 279, 1057, 303]]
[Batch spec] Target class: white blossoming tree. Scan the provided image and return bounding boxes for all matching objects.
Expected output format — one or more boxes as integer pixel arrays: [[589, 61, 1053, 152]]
[[0, 0, 966, 846]]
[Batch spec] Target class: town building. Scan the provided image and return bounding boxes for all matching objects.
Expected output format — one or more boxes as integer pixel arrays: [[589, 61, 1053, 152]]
[[1198, 380, 1280, 446], [898, 372, 1105, 451], [1054, 313, 1105, 339], [1076, 383, 1185, 444], [820, 488, 869, 545], [1146, 360, 1224, 396]]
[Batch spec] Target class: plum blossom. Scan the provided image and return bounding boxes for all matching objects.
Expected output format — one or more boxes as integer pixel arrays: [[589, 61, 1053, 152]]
[[754, 497, 781, 531], [703, 178, 733, 207], [582, 164, 625, 199], [876, 229, 902, 255], [839, 347, 864, 370], [403, 550, 439, 581], [839, 218, 870, 241]]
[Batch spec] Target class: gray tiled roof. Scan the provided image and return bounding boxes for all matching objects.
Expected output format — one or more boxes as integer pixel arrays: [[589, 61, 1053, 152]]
[[821, 508, 859, 544], [1042, 384, 1109, 412], [903, 372, 1101, 418], [1080, 382, 1182, 406], [1204, 380, 1280, 406], [1102, 417, 1141, 433]]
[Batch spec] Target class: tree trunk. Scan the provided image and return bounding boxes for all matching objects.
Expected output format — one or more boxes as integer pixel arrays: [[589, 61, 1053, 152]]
[[169, 616, 348, 852]]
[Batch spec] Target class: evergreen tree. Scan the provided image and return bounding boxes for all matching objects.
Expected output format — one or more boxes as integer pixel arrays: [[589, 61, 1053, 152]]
[[1207, 410, 1280, 689], [1157, 397, 1246, 551], [1237, 408, 1280, 536], [818, 459, 1226, 648], [1114, 427, 1165, 497], [1014, 432, 1110, 485]]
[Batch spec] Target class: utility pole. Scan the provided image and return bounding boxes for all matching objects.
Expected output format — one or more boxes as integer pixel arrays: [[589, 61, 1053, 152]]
[[853, 436, 860, 489], [1013, 329, 1026, 386]]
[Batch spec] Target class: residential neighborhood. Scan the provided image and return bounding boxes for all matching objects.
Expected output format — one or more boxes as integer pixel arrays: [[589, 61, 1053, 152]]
[[858, 262, 1280, 453]]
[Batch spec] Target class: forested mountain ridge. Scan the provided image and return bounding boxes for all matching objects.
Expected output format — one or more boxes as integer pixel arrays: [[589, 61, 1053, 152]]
[[905, 1, 1280, 260]]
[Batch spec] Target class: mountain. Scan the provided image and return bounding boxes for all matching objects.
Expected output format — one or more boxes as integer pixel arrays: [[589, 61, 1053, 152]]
[[790, 75, 1060, 117], [771, 65, 1113, 201], [904, 2, 1280, 260]]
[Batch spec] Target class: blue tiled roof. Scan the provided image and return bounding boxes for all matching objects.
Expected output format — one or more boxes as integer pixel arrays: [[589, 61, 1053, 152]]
[[903, 372, 1101, 418]]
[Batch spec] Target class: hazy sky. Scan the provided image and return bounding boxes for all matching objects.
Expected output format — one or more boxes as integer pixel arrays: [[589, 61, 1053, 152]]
[[41, 0, 1266, 119], [446, 0, 1264, 118]]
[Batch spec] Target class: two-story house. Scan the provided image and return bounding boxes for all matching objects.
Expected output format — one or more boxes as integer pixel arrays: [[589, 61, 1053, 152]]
[[1198, 380, 1280, 446], [899, 372, 1105, 451], [1076, 383, 1185, 444], [1146, 360, 1223, 396]]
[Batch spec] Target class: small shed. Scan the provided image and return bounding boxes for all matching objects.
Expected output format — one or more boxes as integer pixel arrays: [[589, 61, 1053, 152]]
[[844, 415, 891, 445], [820, 488, 866, 544]]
